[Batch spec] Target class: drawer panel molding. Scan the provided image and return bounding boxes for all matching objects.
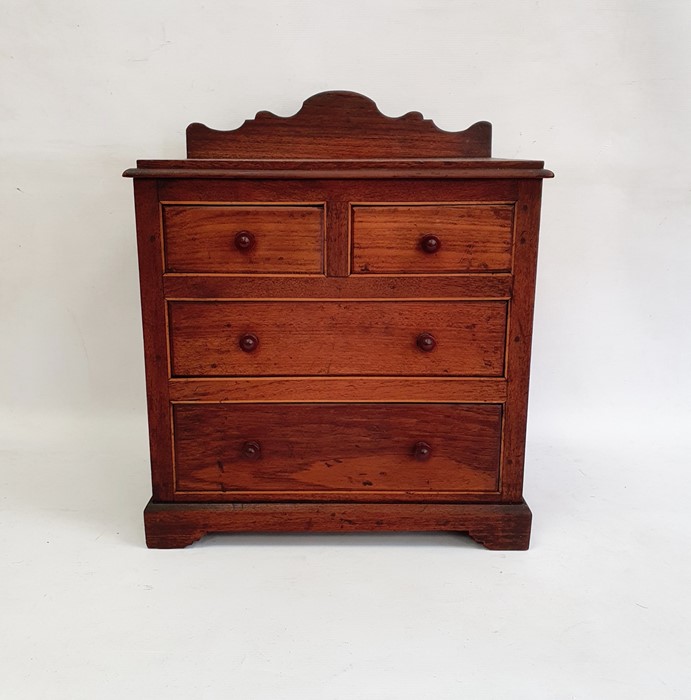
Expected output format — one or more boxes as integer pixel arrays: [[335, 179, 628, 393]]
[[352, 204, 514, 274], [168, 300, 508, 378], [173, 403, 502, 495], [163, 205, 324, 274]]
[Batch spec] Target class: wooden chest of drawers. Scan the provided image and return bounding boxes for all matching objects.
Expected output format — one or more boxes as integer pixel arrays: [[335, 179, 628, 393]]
[[124, 91, 552, 549]]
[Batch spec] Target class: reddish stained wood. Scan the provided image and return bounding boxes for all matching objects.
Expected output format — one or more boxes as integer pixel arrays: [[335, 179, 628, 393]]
[[168, 377, 507, 403], [125, 167, 553, 180], [173, 403, 501, 495], [124, 92, 550, 549], [133, 180, 174, 500], [127, 157, 549, 172], [500, 180, 543, 502], [168, 490, 504, 504], [162, 274, 513, 300], [325, 197, 350, 277], [156, 178, 520, 204], [168, 300, 508, 378], [352, 204, 514, 274], [163, 205, 324, 274], [143, 500, 532, 550], [185, 91, 492, 159]]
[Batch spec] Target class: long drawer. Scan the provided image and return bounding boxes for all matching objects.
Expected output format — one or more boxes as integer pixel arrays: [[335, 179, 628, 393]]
[[173, 403, 502, 495], [168, 300, 507, 377]]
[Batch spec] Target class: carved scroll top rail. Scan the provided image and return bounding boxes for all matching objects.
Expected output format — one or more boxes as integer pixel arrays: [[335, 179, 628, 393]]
[[186, 91, 491, 160]]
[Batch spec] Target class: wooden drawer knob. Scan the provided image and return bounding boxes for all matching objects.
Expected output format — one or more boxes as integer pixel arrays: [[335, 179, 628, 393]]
[[234, 230, 256, 252], [413, 441, 432, 461], [241, 440, 262, 459], [420, 234, 441, 253], [239, 333, 259, 352], [416, 332, 436, 352]]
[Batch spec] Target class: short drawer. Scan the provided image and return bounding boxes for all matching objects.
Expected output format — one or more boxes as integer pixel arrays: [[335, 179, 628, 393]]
[[168, 300, 507, 377], [173, 403, 502, 494], [352, 204, 514, 274], [163, 205, 324, 273]]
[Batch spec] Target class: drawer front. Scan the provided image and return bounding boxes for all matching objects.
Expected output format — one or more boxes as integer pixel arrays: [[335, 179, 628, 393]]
[[163, 205, 324, 273], [173, 403, 502, 494], [169, 300, 507, 377], [352, 204, 514, 274]]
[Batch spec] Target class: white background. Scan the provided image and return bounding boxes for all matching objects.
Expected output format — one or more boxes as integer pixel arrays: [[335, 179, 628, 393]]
[[2, 1, 690, 698]]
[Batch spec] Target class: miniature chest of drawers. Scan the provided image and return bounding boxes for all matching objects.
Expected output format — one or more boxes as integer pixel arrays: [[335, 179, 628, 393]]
[[124, 91, 552, 549]]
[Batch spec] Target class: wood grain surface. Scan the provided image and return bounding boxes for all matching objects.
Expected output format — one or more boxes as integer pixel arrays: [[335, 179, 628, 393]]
[[156, 177, 520, 205], [163, 205, 323, 273], [352, 204, 514, 274], [168, 300, 507, 377], [173, 403, 501, 494], [144, 500, 532, 549], [185, 91, 492, 159], [500, 180, 543, 501], [128, 157, 548, 172], [168, 377, 507, 403], [133, 180, 175, 500], [162, 274, 513, 301], [125, 91, 550, 549]]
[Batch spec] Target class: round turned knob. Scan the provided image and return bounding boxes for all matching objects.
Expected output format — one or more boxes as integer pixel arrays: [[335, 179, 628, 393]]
[[420, 234, 441, 254], [413, 441, 432, 461], [416, 332, 436, 352], [241, 440, 261, 459], [239, 333, 259, 353], [234, 230, 255, 252]]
